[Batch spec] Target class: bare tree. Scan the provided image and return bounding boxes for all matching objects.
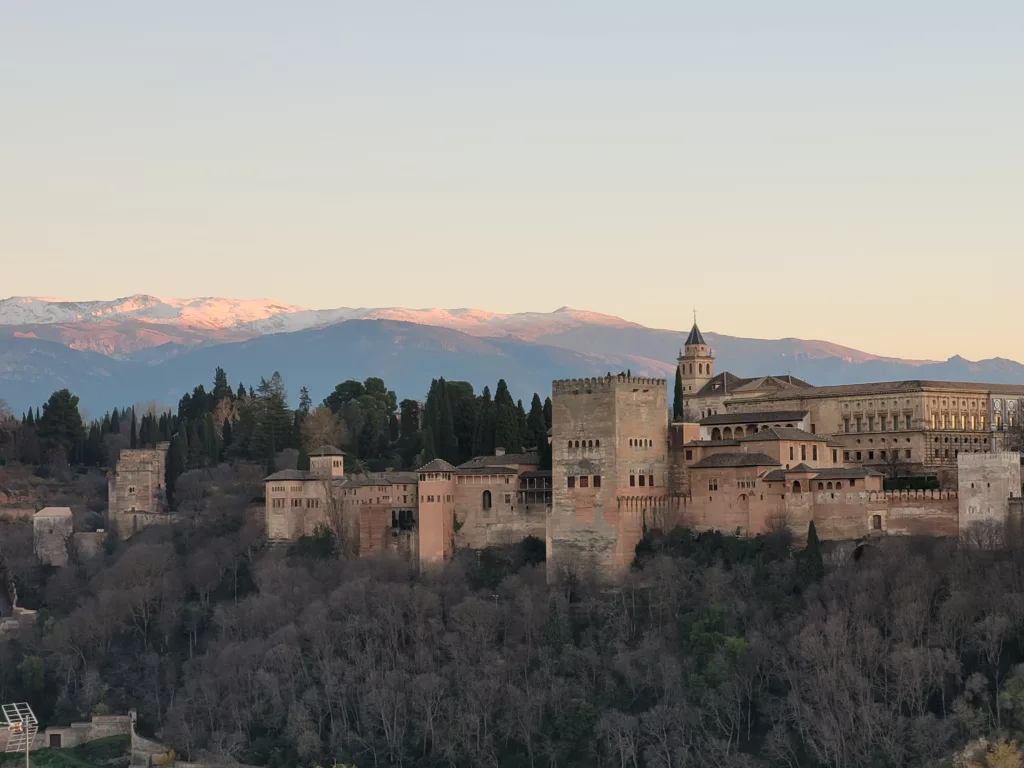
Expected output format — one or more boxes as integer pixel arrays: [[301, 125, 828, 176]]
[[302, 406, 343, 450]]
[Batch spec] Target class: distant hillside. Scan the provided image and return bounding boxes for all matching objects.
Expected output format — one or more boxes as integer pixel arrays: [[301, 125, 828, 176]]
[[4, 295, 1024, 415]]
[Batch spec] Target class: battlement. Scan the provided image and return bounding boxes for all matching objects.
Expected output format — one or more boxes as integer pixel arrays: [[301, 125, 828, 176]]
[[552, 374, 667, 395], [808, 489, 958, 504]]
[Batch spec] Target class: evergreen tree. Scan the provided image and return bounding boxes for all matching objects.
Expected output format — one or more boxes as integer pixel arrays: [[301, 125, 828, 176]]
[[187, 419, 204, 467], [130, 409, 138, 448], [35, 407, 40, 424], [494, 379, 514, 408], [298, 386, 313, 417], [110, 407, 121, 435], [37, 389, 85, 463], [25, 409, 34, 427], [213, 367, 232, 402], [203, 412, 219, 464], [473, 387, 496, 456], [516, 400, 529, 449], [222, 419, 233, 450], [297, 441, 310, 471], [799, 521, 825, 585], [85, 423, 103, 467], [236, 382, 247, 400], [494, 404, 522, 453], [543, 397, 552, 429], [445, 381, 477, 463], [673, 366, 685, 421], [423, 378, 458, 464], [389, 414, 400, 442]]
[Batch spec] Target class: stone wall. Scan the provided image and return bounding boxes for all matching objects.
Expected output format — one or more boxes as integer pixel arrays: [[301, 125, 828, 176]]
[[73, 531, 106, 560], [549, 375, 668, 582], [958, 452, 1022, 538], [454, 472, 545, 549], [109, 447, 168, 537], [33, 508, 72, 567]]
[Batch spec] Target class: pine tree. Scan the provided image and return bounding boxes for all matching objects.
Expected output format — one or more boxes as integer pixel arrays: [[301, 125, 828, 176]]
[[37, 389, 85, 463], [543, 397, 552, 429], [298, 386, 313, 416], [213, 367, 232, 402], [799, 521, 825, 585], [130, 409, 138, 448], [203, 412, 219, 464], [25, 409, 34, 427], [673, 366, 685, 421], [494, 379, 514, 408], [236, 382, 247, 400], [527, 394, 547, 449]]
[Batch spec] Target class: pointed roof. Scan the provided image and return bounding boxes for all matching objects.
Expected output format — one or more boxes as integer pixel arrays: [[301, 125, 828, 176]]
[[417, 458, 456, 473], [684, 322, 707, 347]]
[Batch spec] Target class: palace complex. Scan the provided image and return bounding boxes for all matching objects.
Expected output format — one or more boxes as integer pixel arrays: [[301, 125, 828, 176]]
[[92, 321, 1024, 581]]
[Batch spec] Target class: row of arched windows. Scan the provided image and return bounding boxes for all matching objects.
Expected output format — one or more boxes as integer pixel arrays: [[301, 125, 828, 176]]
[[683, 363, 711, 376], [629, 438, 653, 447], [567, 439, 600, 449]]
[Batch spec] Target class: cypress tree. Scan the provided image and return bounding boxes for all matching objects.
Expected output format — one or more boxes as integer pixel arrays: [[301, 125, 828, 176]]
[[213, 367, 232, 402], [110, 407, 121, 435], [25, 409, 34, 427], [527, 394, 547, 450], [799, 521, 825, 585], [130, 409, 138, 448], [297, 442, 310, 471], [237, 382, 247, 400], [473, 387, 496, 457], [543, 397, 552, 429], [494, 379, 514, 408], [166, 431, 188, 506], [673, 366, 685, 421]]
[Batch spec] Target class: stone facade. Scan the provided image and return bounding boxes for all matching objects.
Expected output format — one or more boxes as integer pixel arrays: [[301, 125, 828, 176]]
[[107, 446, 169, 537], [33, 507, 73, 567], [958, 452, 1022, 540], [547, 374, 671, 582]]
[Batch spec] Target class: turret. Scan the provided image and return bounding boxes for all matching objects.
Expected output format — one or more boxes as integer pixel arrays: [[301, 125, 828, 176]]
[[677, 319, 714, 393]]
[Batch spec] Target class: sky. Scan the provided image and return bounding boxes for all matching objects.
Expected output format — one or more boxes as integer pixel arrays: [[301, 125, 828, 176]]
[[1, 2, 1022, 362]]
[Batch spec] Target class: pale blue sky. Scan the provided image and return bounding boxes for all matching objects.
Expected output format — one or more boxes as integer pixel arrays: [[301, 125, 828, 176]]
[[2, 2, 1022, 361]]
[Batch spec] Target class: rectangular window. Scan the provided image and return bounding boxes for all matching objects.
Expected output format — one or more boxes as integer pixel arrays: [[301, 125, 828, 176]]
[[648, 475, 655, 487], [638, 475, 646, 487], [568, 477, 576, 488], [812, 445, 818, 461], [906, 449, 912, 459], [880, 416, 886, 431], [801, 445, 807, 461], [906, 415, 912, 430], [856, 418, 863, 433], [789, 446, 794, 460], [856, 451, 862, 461], [868, 416, 874, 431], [709, 479, 718, 491], [832, 449, 838, 463], [844, 418, 850, 433], [844, 451, 850, 461], [594, 475, 601, 488], [850, 479, 857, 488], [868, 451, 874, 460], [504, 494, 511, 504], [811, 423, 816, 434], [940, 414, 945, 429], [629, 475, 635, 487], [980, 415, 986, 429], [685, 449, 693, 460], [880, 450, 887, 459], [579, 476, 589, 488]]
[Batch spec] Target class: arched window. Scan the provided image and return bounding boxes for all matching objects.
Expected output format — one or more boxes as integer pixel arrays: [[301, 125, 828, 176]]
[[734, 427, 744, 437], [792, 480, 801, 493], [567, 441, 572, 449], [588, 440, 593, 447], [629, 439, 633, 446], [835, 482, 842, 490], [827, 482, 833, 489], [818, 482, 824, 490], [711, 428, 722, 440], [739, 494, 747, 502], [723, 427, 733, 439], [574, 440, 579, 448], [482, 490, 492, 510], [698, 363, 703, 374], [595, 440, 600, 447]]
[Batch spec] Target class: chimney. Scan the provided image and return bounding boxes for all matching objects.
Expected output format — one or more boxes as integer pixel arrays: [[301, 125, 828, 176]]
[[495, 447, 506, 456]]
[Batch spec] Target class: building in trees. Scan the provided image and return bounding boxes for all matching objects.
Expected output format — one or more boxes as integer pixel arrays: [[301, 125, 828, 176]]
[[107, 445, 170, 538], [33, 507, 73, 567]]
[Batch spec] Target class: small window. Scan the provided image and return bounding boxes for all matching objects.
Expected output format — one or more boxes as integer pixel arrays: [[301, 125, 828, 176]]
[[593, 475, 602, 488], [856, 451, 862, 461], [648, 475, 655, 487], [836, 482, 842, 490], [843, 451, 850, 461], [638, 475, 646, 487], [630, 475, 636, 487], [579, 476, 589, 488], [567, 441, 572, 449], [850, 479, 856, 487], [709, 479, 718, 491], [801, 445, 807, 461], [575, 440, 580, 448], [595, 440, 600, 447], [789, 446, 794, 460], [567, 477, 576, 488], [872, 514, 882, 530], [482, 491, 492, 509], [685, 449, 693, 460]]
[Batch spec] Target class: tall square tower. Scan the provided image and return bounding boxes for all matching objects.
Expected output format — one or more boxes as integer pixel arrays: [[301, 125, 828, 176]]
[[548, 374, 670, 582]]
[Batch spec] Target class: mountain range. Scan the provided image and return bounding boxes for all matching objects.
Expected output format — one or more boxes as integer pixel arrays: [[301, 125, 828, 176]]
[[1, 295, 1022, 416]]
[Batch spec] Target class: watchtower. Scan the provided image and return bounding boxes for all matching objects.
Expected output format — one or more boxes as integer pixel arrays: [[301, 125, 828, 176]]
[[677, 319, 714, 394], [548, 374, 670, 583]]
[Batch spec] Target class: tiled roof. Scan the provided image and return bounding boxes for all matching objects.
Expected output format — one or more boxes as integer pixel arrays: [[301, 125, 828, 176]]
[[690, 452, 781, 469], [684, 323, 707, 346], [417, 459, 456, 472], [345, 472, 418, 487], [695, 372, 751, 397], [811, 467, 884, 479], [264, 469, 312, 481], [788, 463, 816, 472], [310, 445, 345, 456], [738, 426, 829, 442], [699, 410, 808, 426], [458, 466, 518, 475], [761, 470, 787, 482], [520, 470, 553, 479], [458, 453, 539, 469], [683, 439, 741, 447]]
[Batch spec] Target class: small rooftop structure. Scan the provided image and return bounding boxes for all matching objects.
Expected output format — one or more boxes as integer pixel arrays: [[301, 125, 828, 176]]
[[418, 458, 456, 473], [310, 445, 345, 456]]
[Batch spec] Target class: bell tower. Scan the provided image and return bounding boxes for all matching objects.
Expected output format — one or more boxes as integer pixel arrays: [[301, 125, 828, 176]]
[[677, 314, 714, 394]]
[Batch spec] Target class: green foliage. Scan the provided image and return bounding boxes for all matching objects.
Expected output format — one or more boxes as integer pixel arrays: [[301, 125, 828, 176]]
[[291, 523, 337, 558], [37, 389, 84, 462], [884, 475, 941, 491]]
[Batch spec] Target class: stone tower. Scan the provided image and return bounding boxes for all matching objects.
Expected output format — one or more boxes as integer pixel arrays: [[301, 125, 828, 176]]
[[677, 319, 714, 395], [547, 373, 673, 583], [417, 459, 456, 567]]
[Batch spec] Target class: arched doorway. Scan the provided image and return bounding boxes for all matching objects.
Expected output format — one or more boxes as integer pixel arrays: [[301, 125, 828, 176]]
[[482, 490, 492, 510], [792, 480, 801, 493], [711, 428, 722, 440]]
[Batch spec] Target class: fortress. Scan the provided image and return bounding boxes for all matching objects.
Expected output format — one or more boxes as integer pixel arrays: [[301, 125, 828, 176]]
[[92, 321, 1024, 580]]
